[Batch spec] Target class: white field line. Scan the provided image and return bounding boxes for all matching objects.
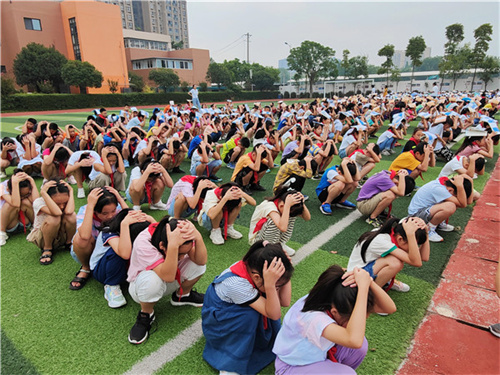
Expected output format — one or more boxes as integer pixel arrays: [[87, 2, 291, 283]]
[[123, 210, 362, 375]]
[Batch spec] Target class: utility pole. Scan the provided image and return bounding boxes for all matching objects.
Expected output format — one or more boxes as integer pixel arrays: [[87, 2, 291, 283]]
[[245, 32, 251, 63]]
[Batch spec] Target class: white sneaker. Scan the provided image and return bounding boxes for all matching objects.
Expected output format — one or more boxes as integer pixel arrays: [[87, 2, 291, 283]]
[[428, 228, 444, 242], [437, 222, 454, 232], [0, 171, 6, 179], [104, 285, 127, 308], [389, 149, 395, 154], [67, 175, 77, 185], [282, 244, 296, 257], [133, 205, 141, 211], [150, 201, 168, 210], [210, 228, 224, 245], [0, 231, 8, 246], [390, 279, 410, 292], [226, 225, 242, 239], [123, 159, 130, 168], [77, 188, 85, 199], [381, 150, 391, 156]]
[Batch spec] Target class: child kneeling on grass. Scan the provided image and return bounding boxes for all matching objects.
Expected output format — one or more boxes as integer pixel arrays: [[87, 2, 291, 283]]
[[316, 158, 360, 215], [166, 175, 217, 219], [273, 265, 396, 374], [0, 169, 39, 246], [357, 169, 415, 228], [27, 178, 76, 265], [347, 217, 429, 293], [249, 186, 310, 257], [202, 241, 294, 375], [127, 216, 207, 345], [198, 182, 256, 245], [89, 209, 154, 308], [408, 175, 473, 243]]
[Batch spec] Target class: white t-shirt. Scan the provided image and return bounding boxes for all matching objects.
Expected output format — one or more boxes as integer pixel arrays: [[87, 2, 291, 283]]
[[68, 150, 102, 181], [248, 200, 279, 244], [133, 139, 148, 158], [273, 296, 336, 366], [428, 123, 444, 151], [189, 88, 199, 99], [347, 233, 397, 270], [126, 117, 142, 130], [439, 156, 465, 178], [377, 130, 395, 145], [333, 119, 343, 133], [339, 133, 356, 152], [126, 166, 143, 194]]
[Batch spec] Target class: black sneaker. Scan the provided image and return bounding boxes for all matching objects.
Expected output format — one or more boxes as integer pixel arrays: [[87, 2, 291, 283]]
[[170, 290, 204, 307], [243, 186, 253, 195], [250, 183, 266, 192], [172, 166, 185, 174], [128, 311, 155, 345]]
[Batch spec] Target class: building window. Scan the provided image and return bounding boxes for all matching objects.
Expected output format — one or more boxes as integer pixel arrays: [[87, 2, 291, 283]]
[[122, 21, 126, 27], [68, 18, 81, 60], [128, 22, 133, 28], [128, 14, 132, 20], [24, 18, 42, 31], [127, 6, 131, 12], [1, 66, 6, 74], [152, 26, 157, 32]]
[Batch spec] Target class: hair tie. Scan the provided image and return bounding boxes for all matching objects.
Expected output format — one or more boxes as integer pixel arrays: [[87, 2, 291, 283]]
[[262, 240, 269, 247]]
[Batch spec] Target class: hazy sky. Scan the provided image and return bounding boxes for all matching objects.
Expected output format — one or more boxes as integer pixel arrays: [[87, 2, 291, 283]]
[[187, 1, 500, 68]]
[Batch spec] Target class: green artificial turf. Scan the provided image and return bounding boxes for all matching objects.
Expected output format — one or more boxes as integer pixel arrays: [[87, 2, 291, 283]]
[[1, 108, 498, 375]]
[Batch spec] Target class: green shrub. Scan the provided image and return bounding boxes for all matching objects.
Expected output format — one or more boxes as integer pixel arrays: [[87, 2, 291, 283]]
[[2, 91, 281, 112], [1, 76, 17, 97]]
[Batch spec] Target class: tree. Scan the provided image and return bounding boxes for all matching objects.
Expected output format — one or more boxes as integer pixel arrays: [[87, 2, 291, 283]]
[[390, 68, 402, 92], [478, 56, 500, 90], [287, 40, 337, 95], [107, 79, 119, 93], [13, 42, 67, 92], [346, 55, 368, 92], [198, 82, 208, 92], [61, 60, 103, 94], [405, 36, 427, 90], [377, 44, 395, 87], [222, 58, 251, 84], [471, 23, 493, 91], [128, 72, 144, 92], [172, 41, 184, 50], [206, 62, 233, 89], [180, 80, 190, 92], [416, 56, 442, 72], [251, 66, 280, 91], [440, 23, 464, 90], [148, 69, 180, 92]]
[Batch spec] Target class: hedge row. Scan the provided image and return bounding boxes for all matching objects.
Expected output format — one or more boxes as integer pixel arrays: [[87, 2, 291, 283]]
[[2, 91, 280, 112]]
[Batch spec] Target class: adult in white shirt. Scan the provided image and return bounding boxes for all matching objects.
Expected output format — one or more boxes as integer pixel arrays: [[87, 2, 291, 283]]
[[189, 85, 202, 110]]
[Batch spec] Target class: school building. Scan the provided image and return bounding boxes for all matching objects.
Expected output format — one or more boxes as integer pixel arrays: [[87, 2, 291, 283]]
[[1, 0, 210, 93]]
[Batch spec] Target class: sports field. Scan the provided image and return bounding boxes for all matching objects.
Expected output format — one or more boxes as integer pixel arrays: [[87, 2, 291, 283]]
[[1, 107, 498, 375]]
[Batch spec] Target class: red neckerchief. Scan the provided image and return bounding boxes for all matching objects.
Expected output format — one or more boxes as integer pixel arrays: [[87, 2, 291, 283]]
[[99, 114, 106, 120], [18, 210, 26, 233], [247, 152, 260, 183], [456, 155, 461, 161], [230, 260, 268, 330], [147, 223, 183, 300], [181, 175, 203, 212], [438, 176, 449, 185], [472, 141, 479, 147], [409, 137, 419, 145], [348, 149, 365, 158], [325, 310, 339, 363], [145, 181, 153, 204], [214, 187, 229, 240], [69, 135, 77, 143], [58, 162, 66, 178], [253, 199, 280, 234], [388, 128, 394, 134]]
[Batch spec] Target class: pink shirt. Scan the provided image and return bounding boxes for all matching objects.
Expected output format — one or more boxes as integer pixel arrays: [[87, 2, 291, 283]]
[[127, 227, 163, 283], [457, 144, 481, 158]]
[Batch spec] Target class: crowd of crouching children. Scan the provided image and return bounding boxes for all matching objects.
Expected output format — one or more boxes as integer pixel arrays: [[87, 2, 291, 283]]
[[1, 91, 498, 374]]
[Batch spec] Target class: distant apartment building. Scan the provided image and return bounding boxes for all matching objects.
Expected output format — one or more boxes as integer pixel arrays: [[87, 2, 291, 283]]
[[97, 0, 189, 48], [392, 47, 432, 69]]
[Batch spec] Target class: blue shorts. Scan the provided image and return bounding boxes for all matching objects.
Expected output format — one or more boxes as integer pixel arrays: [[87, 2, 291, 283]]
[[201, 212, 214, 231], [126, 189, 148, 205], [168, 197, 197, 218], [362, 260, 378, 280], [339, 148, 347, 159]]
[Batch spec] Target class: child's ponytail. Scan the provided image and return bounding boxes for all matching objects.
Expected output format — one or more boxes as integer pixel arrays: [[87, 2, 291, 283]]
[[302, 265, 374, 316], [357, 218, 399, 263]]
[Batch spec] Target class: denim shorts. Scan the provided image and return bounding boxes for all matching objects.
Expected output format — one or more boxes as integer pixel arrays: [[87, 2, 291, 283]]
[[339, 148, 347, 159], [168, 197, 197, 218], [362, 260, 377, 280]]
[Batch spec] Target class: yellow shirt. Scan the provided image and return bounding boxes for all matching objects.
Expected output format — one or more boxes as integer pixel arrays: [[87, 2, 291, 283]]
[[389, 151, 421, 172]]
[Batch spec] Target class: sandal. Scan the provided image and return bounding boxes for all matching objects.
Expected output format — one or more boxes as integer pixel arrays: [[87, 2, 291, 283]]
[[39, 249, 53, 265], [69, 268, 91, 290]]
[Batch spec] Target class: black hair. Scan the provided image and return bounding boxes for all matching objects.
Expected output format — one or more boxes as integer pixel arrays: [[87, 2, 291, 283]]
[[322, 142, 336, 157], [402, 175, 416, 196], [444, 116, 453, 127], [302, 265, 374, 316], [474, 157, 485, 172], [338, 161, 357, 177], [443, 130, 451, 138], [53, 146, 70, 163], [455, 136, 484, 155], [78, 152, 92, 180], [152, 216, 191, 257], [1, 137, 15, 148], [266, 185, 304, 217], [252, 144, 268, 159], [192, 176, 211, 199], [254, 129, 266, 139], [100, 108, 107, 113], [243, 240, 294, 284], [181, 131, 191, 142], [371, 144, 380, 156], [27, 118, 37, 125], [413, 141, 428, 155], [172, 140, 181, 150], [339, 113, 346, 121], [49, 122, 59, 131], [240, 137, 250, 148], [140, 157, 161, 179], [92, 188, 119, 214], [356, 217, 427, 263], [219, 182, 242, 212], [101, 208, 131, 233], [46, 178, 70, 197], [445, 178, 472, 198], [7, 168, 31, 192]]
